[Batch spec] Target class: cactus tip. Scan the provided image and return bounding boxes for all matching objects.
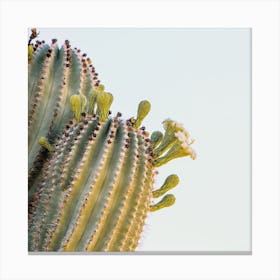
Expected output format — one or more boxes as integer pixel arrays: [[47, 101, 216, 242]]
[[133, 100, 151, 129], [149, 194, 176, 212], [152, 174, 179, 198]]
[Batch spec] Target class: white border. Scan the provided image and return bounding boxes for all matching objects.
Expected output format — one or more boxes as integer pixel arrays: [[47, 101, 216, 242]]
[[0, 0, 279, 279]]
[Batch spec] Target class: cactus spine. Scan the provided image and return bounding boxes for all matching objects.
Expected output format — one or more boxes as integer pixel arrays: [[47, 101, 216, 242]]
[[28, 29, 196, 252]]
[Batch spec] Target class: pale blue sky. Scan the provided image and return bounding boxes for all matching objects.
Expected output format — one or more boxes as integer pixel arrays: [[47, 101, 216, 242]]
[[32, 28, 251, 252]]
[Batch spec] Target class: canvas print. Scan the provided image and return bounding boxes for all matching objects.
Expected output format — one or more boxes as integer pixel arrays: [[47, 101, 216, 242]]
[[28, 28, 196, 252], [28, 28, 251, 253]]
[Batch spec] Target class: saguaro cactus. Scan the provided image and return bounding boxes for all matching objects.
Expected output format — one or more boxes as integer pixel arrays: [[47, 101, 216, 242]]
[[28, 29, 196, 252]]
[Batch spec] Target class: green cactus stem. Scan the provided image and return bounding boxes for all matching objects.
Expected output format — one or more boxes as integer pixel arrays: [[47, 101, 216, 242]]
[[28, 30, 196, 252], [28, 36, 99, 192]]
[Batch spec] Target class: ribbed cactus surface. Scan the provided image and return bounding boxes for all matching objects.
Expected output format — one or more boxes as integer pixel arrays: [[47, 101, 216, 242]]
[[28, 36, 99, 192], [28, 29, 196, 252]]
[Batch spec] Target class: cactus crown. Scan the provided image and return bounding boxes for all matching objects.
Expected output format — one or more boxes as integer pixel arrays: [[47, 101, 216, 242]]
[[28, 29, 196, 252]]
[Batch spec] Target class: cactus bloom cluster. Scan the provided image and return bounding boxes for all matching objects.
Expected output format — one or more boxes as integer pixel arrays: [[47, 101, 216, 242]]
[[28, 29, 196, 252]]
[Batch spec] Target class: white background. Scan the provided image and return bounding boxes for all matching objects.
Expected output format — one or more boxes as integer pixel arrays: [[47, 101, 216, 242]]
[[37, 27, 251, 252], [0, 0, 279, 279]]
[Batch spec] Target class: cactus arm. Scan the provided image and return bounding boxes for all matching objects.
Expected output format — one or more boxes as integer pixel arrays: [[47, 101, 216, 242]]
[[28, 40, 99, 174], [28, 43, 97, 192]]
